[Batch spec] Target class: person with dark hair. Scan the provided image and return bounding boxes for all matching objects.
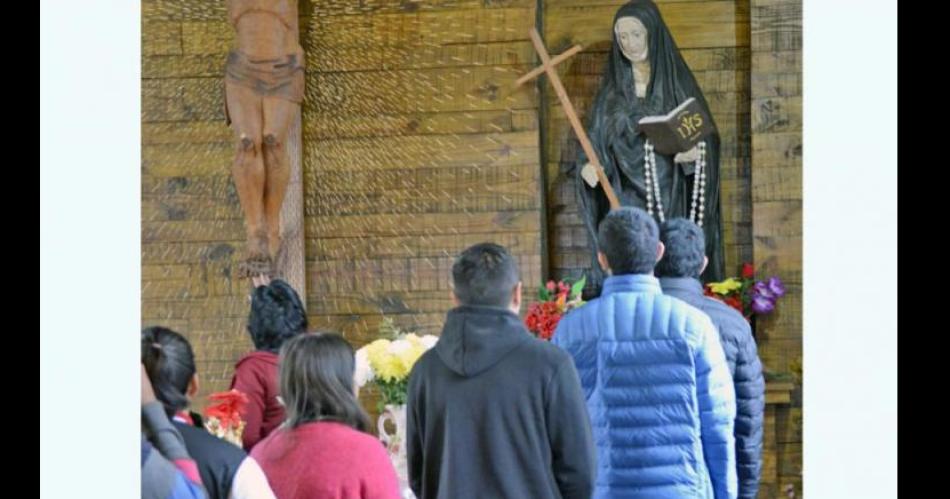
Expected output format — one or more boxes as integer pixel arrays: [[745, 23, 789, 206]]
[[142, 327, 276, 499], [407, 243, 595, 499], [553, 207, 738, 499], [657, 218, 765, 499], [229, 277, 308, 450], [141, 364, 207, 499], [250, 332, 400, 499]]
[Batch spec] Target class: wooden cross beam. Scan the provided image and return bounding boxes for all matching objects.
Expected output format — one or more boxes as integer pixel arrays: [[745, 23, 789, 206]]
[[516, 27, 621, 210]]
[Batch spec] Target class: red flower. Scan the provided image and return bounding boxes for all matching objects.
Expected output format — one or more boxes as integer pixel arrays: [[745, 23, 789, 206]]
[[525, 304, 542, 331], [525, 279, 588, 340], [524, 301, 566, 340], [725, 295, 744, 313], [741, 263, 755, 279], [203, 390, 250, 431]]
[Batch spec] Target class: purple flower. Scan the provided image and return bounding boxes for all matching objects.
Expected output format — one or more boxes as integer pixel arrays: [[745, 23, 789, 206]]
[[752, 281, 774, 301], [748, 277, 784, 316], [766, 277, 786, 298], [751, 295, 776, 314]]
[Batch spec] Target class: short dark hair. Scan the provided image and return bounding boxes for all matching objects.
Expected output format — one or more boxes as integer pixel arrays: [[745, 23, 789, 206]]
[[597, 207, 660, 275], [248, 279, 308, 352], [656, 218, 706, 278], [141, 326, 196, 417], [279, 332, 371, 433], [451, 243, 520, 307]]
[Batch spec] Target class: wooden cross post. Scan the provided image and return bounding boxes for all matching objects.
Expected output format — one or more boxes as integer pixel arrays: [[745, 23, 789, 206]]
[[273, 14, 306, 297], [516, 27, 621, 210]]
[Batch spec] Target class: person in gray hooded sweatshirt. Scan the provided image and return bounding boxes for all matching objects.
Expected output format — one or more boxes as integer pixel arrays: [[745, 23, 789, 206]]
[[407, 243, 596, 499]]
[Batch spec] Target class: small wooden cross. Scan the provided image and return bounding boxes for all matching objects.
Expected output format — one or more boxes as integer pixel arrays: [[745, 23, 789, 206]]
[[515, 27, 621, 210]]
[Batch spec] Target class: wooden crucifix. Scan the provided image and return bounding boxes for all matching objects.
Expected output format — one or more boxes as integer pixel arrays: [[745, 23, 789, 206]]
[[224, 0, 306, 296], [516, 27, 621, 210], [225, 0, 307, 296]]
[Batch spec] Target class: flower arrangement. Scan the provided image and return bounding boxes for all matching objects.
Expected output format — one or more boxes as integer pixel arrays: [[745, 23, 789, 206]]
[[704, 262, 786, 321], [202, 389, 249, 447], [355, 318, 439, 410], [524, 277, 586, 340]]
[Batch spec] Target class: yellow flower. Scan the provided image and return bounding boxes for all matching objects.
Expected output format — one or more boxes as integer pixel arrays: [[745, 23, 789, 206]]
[[361, 333, 437, 384], [398, 339, 427, 374], [373, 350, 406, 382], [709, 278, 742, 295], [364, 339, 390, 363], [365, 339, 401, 382]]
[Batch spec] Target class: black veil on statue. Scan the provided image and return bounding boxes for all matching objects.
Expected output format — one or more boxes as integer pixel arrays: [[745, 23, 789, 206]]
[[572, 0, 724, 293]]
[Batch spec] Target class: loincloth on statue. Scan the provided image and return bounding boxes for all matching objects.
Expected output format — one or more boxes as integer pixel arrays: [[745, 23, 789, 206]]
[[224, 49, 305, 125]]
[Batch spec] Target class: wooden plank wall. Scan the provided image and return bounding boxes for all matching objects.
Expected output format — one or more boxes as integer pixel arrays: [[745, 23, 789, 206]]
[[302, 0, 543, 347], [750, 0, 802, 496]]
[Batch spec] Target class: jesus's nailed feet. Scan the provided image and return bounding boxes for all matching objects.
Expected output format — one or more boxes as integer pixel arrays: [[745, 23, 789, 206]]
[[237, 254, 274, 280]]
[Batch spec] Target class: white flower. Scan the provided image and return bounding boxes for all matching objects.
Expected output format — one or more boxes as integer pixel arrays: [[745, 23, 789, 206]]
[[387, 339, 412, 356], [420, 335, 439, 350], [354, 347, 374, 388]]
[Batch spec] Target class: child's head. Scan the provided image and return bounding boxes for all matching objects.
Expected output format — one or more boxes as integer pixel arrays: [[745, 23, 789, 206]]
[[247, 279, 308, 353], [278, 332, 370, 432], [141, 326, 198, 417]]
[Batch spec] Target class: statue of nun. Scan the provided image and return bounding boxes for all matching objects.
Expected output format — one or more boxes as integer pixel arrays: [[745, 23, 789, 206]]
[[575, 0, 724, 291]]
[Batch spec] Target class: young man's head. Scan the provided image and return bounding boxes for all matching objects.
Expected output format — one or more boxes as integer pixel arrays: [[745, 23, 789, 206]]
[[655, 217, 708, 279], [451, 243, 522, 313], [596, 207, 664, 275]]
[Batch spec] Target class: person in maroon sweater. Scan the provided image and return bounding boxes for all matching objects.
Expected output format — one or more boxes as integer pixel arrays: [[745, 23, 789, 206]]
[[231, 277, 308, 450], [251, 332, 400, 499]]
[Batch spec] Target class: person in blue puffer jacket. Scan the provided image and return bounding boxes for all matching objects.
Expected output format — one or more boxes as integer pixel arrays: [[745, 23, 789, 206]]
[[553, 207, 737, 499]]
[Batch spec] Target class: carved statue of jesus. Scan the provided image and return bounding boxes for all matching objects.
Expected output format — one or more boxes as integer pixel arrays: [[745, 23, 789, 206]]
[[225, 0, 305, 276]]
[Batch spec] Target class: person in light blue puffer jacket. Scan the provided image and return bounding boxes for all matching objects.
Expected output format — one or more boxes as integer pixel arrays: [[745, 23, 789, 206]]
[[553, 207, 737, 499]]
